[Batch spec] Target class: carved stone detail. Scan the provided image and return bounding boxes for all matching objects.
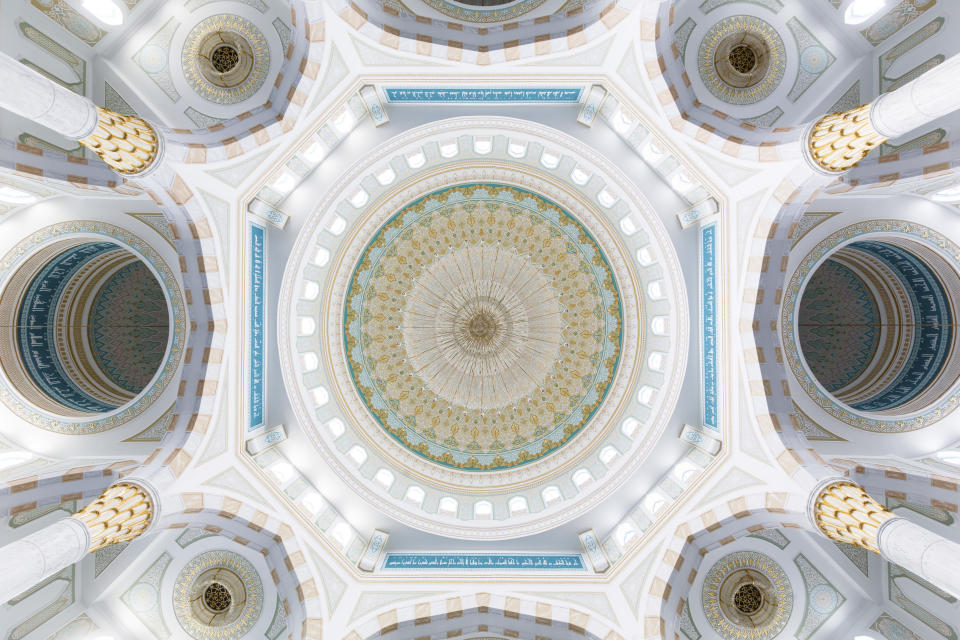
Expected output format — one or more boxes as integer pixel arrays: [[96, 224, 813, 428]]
[[78, 107, 160, 175], [72, 481, 154, 552], [807, 104, 889, 173], [812, 480, 895, 553]]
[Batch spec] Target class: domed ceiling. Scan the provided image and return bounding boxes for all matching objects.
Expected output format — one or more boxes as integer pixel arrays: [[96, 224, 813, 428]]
[[278, 117, 691, 539]]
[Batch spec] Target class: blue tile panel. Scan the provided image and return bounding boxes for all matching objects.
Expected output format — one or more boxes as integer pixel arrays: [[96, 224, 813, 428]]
[[846, 241, 952, 412], [701, 223, 718, 430], [383, 88, 583, 103], [382, 553, 586, 571], [250, 224, 266, 430], [18, 242, 119, 413]]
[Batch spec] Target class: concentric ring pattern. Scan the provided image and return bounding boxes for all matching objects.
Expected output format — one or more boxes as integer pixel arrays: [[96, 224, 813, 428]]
[[343, 184, 623, 471]]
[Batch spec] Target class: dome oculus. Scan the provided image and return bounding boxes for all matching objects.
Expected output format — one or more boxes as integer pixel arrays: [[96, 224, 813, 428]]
[[698, 16, 785, 105], [343, 184, 623, 471]]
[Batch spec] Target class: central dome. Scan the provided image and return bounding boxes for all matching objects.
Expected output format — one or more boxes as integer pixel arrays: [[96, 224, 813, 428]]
[[344, 184, 622, 471]]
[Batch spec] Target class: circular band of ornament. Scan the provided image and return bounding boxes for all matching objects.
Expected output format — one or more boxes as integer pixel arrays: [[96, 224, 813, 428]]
[[0, 222, 185, 434], [701, 551, 793, 640], [173, 550, 263, 640], [782, 220, 960, 432], [181, 14, 270, 105], [698, 15, 786, 105], [344, 184, 623, 471], [278, 117, 687, 538]]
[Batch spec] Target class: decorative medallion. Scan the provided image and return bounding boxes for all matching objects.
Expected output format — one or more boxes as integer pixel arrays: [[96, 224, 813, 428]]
[[173, 550, 263, 640], [419, 0, 547, 24], [784, 221, 960, 431], [343, 184, 623, 470], [181, 15, 270, 104], [701, 551, 793, 640], [0, 222, 185, 434], [697, 16, 786, 105]]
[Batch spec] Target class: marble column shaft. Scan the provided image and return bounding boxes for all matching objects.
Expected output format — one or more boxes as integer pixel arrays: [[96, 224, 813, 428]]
[[878, 517, 960, 599], [0, 480, 158, 604], [0, 516, 90, 604], [871, 52, 960, 140], [0, 51, 98, 140]]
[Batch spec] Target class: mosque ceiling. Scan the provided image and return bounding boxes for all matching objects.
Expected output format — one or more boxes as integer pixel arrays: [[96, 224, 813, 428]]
[[2, 0, 960, 639]]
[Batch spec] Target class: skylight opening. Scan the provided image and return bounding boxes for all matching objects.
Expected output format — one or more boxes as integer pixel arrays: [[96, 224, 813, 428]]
[[540, 150, 560, 169], [438, 496, 458, 515], [311, 385, 329, 406], [620, 216, 637, 235], [474, 500, 493, 519], [302, 280, 320, 301], [297, 316, 316, 336], [268, 461, 295, 485], [405, 486, 425, 506], [597, 189, 617, 208], [82, 0, 123, 25], [374, 468, 395, 488], [637, 385, 655, 405], [572, 469, 593, 488], [844, 0, 886, 25], [473, 136, 493, 154], [508, 496, 529, 515], [621, 417, 640, 438], [507, 141, 527, 158], [405, 151, 426, 168], [615, 522, 638, 547], [331, 108, 356, 136], [643, 490, 667, 515], [376, 167, 396, 185], [349, 188, 369, 208], [570, 166, 590, 185], [648, 351, 665, 372], [636, 247, 654, 266], [326, 418, 345, 437], [651, 316, 668, 336], [599, 446, 619, 466], [329, 521, 352, 548], [542, 486, 562, 506], [326, 214, 346, 236], [439, 140, 459, 157], [270, 170, 297, 195], [312, 247, 330, 266], [612, 108, 635, 135], [301, 140, 328, 165], [347, 445, 367, 466], [301, 490, 326, 515], [300, 352, 318, 371], [641, 139, 667, 165]]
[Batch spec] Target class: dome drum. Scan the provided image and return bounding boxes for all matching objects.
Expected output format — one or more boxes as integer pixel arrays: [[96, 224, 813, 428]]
[[785, 221, 960, 431], [0, 222, 185, 434], [278, 118, 689, 538]]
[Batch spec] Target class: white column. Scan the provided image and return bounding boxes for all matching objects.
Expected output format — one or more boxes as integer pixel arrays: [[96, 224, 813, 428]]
[[871, 52, 960, 139], [0, 516, 90, 603], [877, 517, 960, 599], [0, 51, 98, 140]]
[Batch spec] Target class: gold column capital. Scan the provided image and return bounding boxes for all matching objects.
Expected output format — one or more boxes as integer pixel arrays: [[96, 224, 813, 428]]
[[807, 103, 889, 173], [71, 481, 155, 552], [812, 480, 896, 553], [78, 106, 161, 176]]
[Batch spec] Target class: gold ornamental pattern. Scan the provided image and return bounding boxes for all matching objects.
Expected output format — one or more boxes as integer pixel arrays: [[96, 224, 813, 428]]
[[343, 183, 623, 471], [808, 103, 889, 173], [72, 482, 153, 552], [78, 107, 159, 175], [812, 480, 896, 553]]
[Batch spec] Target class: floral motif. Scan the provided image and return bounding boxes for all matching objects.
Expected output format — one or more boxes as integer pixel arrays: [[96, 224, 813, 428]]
[[344, 184, 623, 470]]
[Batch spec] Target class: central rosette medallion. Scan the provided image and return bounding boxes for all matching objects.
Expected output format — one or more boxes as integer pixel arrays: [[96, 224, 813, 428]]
[[344, 184, 623, 470]]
